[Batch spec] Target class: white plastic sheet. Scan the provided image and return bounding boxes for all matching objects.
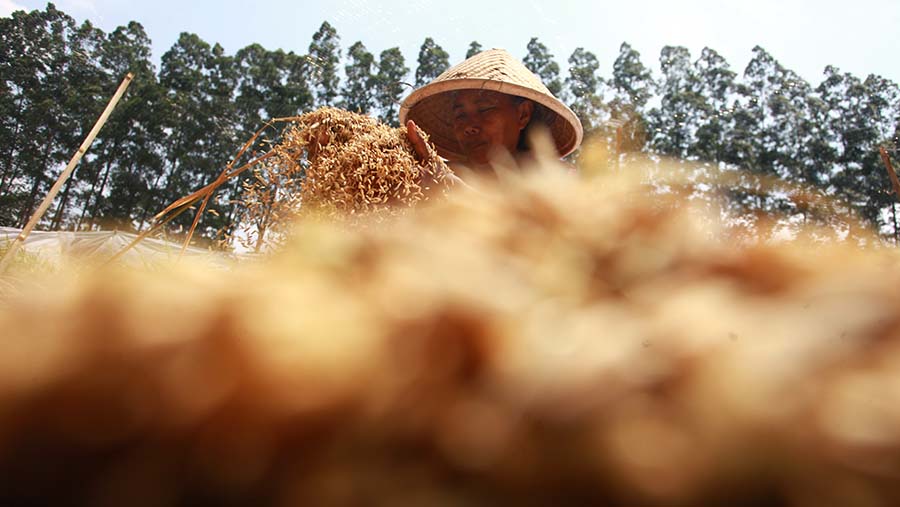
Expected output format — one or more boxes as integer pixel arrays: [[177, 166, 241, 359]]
[[0, 227, 232, 268]]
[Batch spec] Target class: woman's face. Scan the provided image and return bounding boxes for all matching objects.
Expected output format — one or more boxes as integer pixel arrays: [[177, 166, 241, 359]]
[[451, 90, 534, 165]]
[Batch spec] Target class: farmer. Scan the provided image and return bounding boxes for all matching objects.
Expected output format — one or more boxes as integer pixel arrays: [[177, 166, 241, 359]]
[[400, 48, 583, 172]]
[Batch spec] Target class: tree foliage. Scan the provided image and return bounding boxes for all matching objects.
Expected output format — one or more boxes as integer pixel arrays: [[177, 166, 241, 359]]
[[608, 42, 654, 153], [307, 21, 341, 108], [565, 47, 605, 133], [341, 41, 375, 114], [414, 37, 449, 87], [523, 37, 562, 97], [465, 41, 483, 59], [373, 47, 409, 127]]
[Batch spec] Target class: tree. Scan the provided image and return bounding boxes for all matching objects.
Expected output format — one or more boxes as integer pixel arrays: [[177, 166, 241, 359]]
[[523, 37, 562, 97], [609, 42, 655, 153], [373, 47, 409, 126], [307, 21, 341, 108], [1, 4, 104, 229], [564, 47, 605, 134], [611, 42, 654, 112], [46, 17, 110, 230], [649, 46, 702, 159], [0, 14, 18, 223], [820, 67, 899, 235], [282, 51, 315, 116], [233, 44, 312, 138], [414, 37, 449, 87], [732, 46, 822, 187], [691, 47, 736, 163], [341, 41, 375, 114], [466, 41, 483, 59], [234, 44, 280, 136], [716, 47, 842, 232], [80, 21, 167, 232], [0, 7, 55, 223], [157, 33, 240, 237]]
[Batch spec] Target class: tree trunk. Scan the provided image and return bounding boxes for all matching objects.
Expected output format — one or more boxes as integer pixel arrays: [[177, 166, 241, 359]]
[[112, 162, 142, 232], [139, 152, 180, 230], [78, 144, 113, 230], [87, 152, 116, 228], [893, 203, 898, 244], [18, 133, 55, 228], [19, 176, 43, 228], [50, 172, 75, 230]]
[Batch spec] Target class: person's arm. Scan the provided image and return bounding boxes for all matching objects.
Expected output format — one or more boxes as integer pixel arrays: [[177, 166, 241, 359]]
[[406, 120, 469, 189], [406, 120, 430, 160]]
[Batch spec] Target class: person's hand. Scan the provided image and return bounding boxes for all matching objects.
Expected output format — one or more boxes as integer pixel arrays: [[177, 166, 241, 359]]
[[406, 120, 429, 160], [406, 119, 469, 191]]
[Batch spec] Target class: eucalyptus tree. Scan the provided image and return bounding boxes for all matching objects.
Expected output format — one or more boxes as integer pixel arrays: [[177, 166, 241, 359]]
[[341, 41, 376, 114], [691, 47, 736, 163], [373, 47, 409, 127], [564, 47, 605, 134], [0, 5, 107, 228], [157, 33, 240, 237], [609, 42, 655, 153], [649, 46, 702, 159], [820, 67, 900, 236], [80, 21, 166, 231], [523, 37, 562, 97], [465, 41, 483, 59], [307, 21, 341, 108], [414, 37, 449, 87]]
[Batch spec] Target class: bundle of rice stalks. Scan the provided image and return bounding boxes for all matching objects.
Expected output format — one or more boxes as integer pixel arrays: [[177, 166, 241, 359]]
[[143, 108, 453, 254], [233, 108, 454, 250], [3, 142, 900, 506]]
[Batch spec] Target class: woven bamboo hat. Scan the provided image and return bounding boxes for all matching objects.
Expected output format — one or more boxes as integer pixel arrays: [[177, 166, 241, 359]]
[[400, 48, 583, 161]]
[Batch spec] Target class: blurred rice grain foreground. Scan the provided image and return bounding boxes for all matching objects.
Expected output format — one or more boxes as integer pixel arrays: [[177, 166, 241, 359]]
[[3, 116, 900, 506]]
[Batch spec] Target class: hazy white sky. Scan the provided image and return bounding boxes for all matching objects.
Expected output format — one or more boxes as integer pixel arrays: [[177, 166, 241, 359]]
[[6, 0, 900, 86]]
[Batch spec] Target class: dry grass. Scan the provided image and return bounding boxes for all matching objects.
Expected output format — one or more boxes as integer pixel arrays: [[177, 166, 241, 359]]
[[2, 116, 900, 506]]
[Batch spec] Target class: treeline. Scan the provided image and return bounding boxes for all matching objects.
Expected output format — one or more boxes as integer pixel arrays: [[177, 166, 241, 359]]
[[2, 4, 899, 242]]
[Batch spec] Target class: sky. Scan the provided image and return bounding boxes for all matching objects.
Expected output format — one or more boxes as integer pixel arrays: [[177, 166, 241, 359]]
[[4, 0, 900, 87]]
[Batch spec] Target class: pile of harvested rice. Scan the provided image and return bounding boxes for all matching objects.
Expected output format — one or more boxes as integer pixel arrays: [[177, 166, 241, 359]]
[[237, 108, 454, 249], [2, 145, 900, 506]]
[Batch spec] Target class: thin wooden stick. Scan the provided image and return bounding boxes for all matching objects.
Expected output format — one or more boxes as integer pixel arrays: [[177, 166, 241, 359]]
[[881, 146, 900, 201], [0, 73, 134, 275]]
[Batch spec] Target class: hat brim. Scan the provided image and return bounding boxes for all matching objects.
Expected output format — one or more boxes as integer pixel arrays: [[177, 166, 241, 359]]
[[400, 78, 583, 162]]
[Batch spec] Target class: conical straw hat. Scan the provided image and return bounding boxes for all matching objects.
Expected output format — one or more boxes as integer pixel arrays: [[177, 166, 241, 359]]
[[400, 49, 583, 161]]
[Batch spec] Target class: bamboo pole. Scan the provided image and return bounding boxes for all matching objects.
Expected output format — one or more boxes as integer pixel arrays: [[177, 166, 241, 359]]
[[0, 73, 134, 275]]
